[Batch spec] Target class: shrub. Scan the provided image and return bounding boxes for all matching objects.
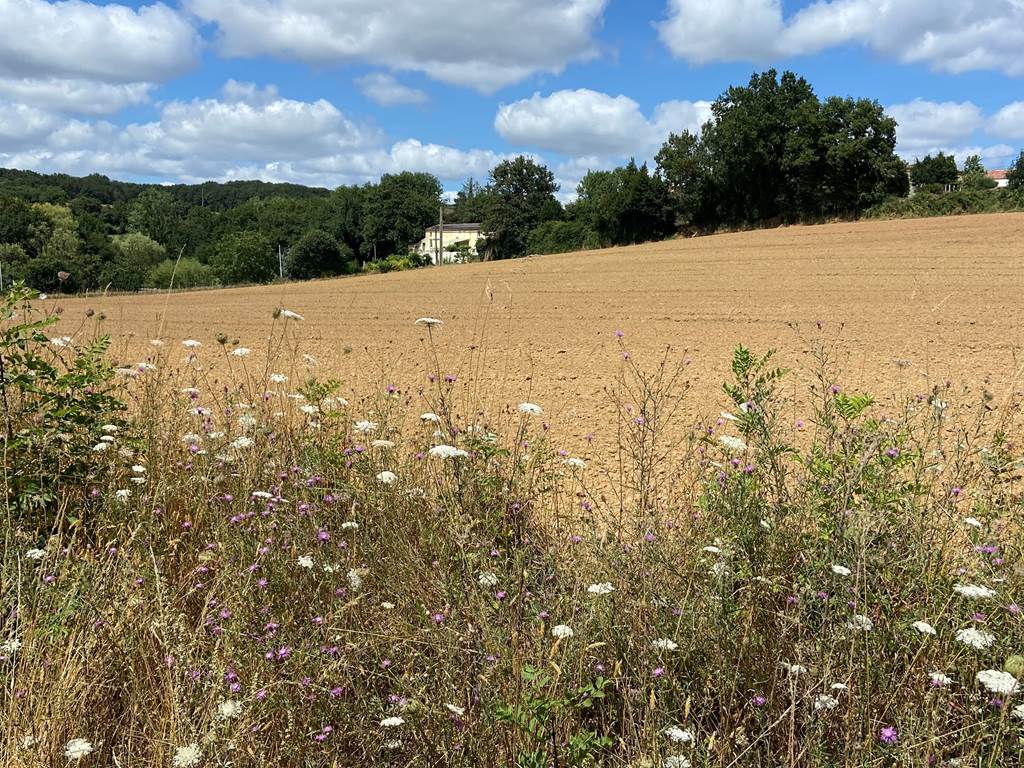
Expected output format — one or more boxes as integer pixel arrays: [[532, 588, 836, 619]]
[[146, 258, 217, 290]]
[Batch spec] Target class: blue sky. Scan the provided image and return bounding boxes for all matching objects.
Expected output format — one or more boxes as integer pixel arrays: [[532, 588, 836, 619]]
[[1, 0, 1022, 197]]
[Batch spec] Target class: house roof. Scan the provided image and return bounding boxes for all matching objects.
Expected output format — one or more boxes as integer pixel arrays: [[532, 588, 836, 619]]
[[425, 223, 481, 233], [987, 170, 1008, 180]]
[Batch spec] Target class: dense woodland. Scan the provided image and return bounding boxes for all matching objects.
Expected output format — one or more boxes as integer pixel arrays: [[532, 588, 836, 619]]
[[1, 69, 1022, 293]]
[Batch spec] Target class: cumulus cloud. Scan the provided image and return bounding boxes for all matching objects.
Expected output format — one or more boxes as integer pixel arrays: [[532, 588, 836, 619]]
[[989, 102, 1024, 140], [186, 0, 609, 92], [0, 77, 152, 115], [355, 73, 429, 107], [888, 99, 985, 156], [0, 0, 199, 83], [658, 0, 1024, 77], [0, 81, 513, 187], [495, 89, 710, 157]]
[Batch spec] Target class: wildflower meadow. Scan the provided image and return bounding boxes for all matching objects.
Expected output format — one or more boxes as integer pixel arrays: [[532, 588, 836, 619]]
[[2, 284, 1022, 767]]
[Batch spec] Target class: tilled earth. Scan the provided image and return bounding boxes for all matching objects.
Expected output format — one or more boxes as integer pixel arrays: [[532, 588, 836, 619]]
[[55, 213, 1024, 461]]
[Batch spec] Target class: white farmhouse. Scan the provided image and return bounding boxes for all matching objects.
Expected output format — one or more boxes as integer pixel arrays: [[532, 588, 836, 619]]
[[987, 170, 1010, 189], [414, 223, 483, 264]]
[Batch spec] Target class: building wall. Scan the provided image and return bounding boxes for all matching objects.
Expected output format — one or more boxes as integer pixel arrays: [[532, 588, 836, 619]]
[[414, 228, 483, 264]]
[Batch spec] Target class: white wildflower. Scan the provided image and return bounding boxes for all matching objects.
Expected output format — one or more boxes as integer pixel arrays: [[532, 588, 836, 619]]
[[719, 411, 738, 421], [341, 521, 359, 530], [445, 704, 465, 716], [380, 716, 405, 727], [93, 442, 111, 452], [182, 339, 201, 349], [478, 572, 499, 588], [150, 339, 164, 347], [664, 756, 691, 768], [830, 682, 848, 691], [780, 662, 807, 675], [26, 548, 46, 560], [216, 699, 242, 720], [718, 435, 747, 452], [964, 517, 983, 528], [270, 373, 288, 384], [279, 309, 304, 321], [50, 336, 72, 347], [953, 583, 995, 600], [115, 489, 131, 501], [380, 601, 395, 610], [847, 614, 874, 631], [702, 545, 723, 555], [518, 402, 543, 416], [101, 424, 119, 433], [172, 743, 202, 768], [976, 669, 1018, 695], [652, 638, 679, 651], [230, 436, 254, 450], [131, 465, 146, 474], [551, 624, 573, 639], [1, 638, 22, 654], [912, 621, 937, 636], [300, 404, 319, 415], [354, 420, 378, 433], [563, 457, 587, 469], [929, 671, 953, 686], [813, 694, 840, 711], [371, 439, 395, 449], [64, 738, 94, 761], [376, 471, 398, 485], [663, 726, 694, 743], [429, 444, 469, 459], [587, 582, 615, 596], [347, 568, 366, 592], [830, 564, 851, 577], [1012, 703, 1024, 720], [297, 555, 314, 569], [414, 317, 442, 327], [955, 627, 995, 649], [420, 412, 440, 423]]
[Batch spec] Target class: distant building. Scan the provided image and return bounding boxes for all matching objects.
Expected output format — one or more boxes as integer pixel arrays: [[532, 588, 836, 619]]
[[987, 170, 1010, 189], [414, 223, 483, 264]]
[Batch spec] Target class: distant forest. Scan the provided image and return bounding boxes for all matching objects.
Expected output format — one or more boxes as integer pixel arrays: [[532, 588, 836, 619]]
[[1, 70, 1022, 293]]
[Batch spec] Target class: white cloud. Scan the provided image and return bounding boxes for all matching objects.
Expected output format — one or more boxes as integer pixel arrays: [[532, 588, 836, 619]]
[[495, 89, 710, 157], [355, 73, 429, 107], [0, 81, 511, 188], [0, 0, 199, 83], [658, 0, 1024, 77], [186, 0, 609, 92], [888, 99, 984, 157], [990, 102, 1024, 140], [0, 77, 152, 115]]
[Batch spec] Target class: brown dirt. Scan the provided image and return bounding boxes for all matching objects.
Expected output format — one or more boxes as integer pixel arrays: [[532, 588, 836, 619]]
[[55, 213, 1024, 455]]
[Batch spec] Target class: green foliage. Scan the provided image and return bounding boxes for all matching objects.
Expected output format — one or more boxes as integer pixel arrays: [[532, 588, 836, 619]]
[[910, 153, 959, 187], [451, 177, 488, 224], [0, 284, 124, 523], [572, 160, 673, 246], [1008, 150, 1024, 190], [526, 220, 597, 255], [210, 231, 277, 284], [146, 258, 217, 290], [482, 156, 562, 259], [361, 172, 442, 259], [286, 229, 353, 280], [103, 232, 166, 292], [865, 187, 1024, 219], [961, 155, 997, 190], [495, 666, 612, 768], [655, 130, 713, 228]]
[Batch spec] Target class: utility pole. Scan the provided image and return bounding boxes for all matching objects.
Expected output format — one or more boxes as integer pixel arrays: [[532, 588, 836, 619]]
[[278, 244, 284, 279], [437, 205, 444, 266]]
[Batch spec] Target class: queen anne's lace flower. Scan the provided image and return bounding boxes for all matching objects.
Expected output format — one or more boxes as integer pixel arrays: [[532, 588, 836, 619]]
[[976, 669, 1018, 695], [956, 627, 995, 649]]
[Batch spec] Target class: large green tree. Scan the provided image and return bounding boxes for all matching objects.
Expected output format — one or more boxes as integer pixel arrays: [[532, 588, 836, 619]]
[[909, 153, 958, 188], [655, 131, 714, 228], [361, 172, 442, 259], [573, 160, 673, 246], [1007, 151, 1024, 190], [210, 231, 277, 284], [103, 233, 166, 291], [286, 229, 353, 279], [482, 157, 561, 259]]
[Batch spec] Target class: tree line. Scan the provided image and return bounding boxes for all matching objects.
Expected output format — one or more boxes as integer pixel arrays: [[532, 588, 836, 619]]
[[1, 69, 1022, 293]]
